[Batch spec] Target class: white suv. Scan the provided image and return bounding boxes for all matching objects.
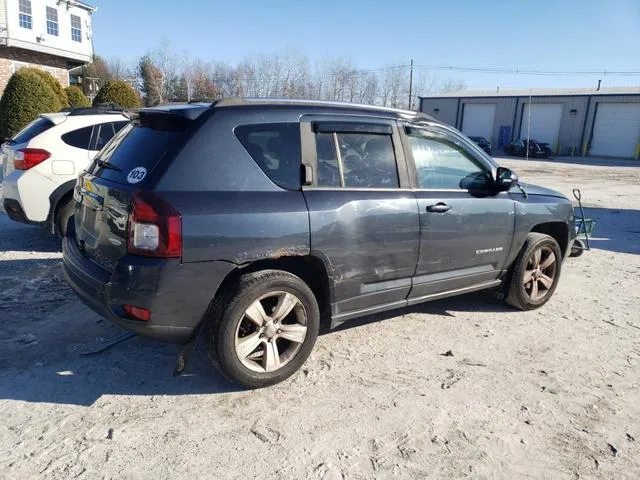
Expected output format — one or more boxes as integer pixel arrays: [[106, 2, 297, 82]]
[[1, 106, 129, 236]]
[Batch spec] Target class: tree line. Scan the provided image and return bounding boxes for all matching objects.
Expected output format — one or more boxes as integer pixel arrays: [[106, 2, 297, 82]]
[[88, 42, 466, 109]]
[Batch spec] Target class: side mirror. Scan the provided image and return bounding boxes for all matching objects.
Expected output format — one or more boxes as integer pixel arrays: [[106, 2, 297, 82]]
[[496, 167, 518, 191]]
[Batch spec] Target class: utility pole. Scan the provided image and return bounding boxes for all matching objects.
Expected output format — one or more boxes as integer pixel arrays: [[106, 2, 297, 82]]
[[408, 58, 414, 110]]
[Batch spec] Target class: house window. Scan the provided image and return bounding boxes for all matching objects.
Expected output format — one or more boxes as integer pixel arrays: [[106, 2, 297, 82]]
[[46, 7, 58, 36], [19, 0, 32, 29], [71, 14, 82, 42]]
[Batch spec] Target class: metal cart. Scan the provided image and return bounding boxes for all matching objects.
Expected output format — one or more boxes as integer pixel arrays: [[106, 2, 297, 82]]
[[570, 188, 595, 258]]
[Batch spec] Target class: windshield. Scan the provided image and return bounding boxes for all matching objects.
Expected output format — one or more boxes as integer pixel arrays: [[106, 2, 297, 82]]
[[9, 117, 54, 144]]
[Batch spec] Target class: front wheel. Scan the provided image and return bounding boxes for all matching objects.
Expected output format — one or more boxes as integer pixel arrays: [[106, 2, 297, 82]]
[[207, 270, 320, 388], [570, 239, 585, 257], [506, 233, 563, 310]]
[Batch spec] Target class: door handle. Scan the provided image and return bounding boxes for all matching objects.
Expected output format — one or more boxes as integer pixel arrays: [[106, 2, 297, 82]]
[[426, 203, 451, 213]]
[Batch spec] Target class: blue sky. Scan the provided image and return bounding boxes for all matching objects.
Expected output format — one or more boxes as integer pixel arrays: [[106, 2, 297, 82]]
[[92, 0, 640, 90]]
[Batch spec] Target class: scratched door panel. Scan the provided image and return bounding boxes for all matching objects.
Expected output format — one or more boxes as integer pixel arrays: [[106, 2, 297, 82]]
[[304, 189, 420, 315]]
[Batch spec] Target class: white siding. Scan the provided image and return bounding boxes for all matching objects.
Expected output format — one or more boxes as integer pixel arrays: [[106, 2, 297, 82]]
[[4, 0, 93, 62], [461, 104, 496, 142], [521, 103, 563, 150], [590, 103, 640, 158], [0, 0, 7, 28]]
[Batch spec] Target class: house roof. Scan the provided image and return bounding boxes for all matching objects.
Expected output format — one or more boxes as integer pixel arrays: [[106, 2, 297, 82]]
[[67, 1, 97, 13], [420, 86, 640, 99]]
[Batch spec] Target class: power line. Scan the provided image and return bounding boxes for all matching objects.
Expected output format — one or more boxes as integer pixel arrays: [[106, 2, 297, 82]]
[[412, 64, 640, 76]]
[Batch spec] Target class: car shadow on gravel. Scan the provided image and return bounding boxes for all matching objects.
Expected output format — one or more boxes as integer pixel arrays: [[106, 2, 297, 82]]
[[577, 207, 640, 255], [328, 292, 512, 334], [0, 332, 244, 406], [0, 213, 61, 253]]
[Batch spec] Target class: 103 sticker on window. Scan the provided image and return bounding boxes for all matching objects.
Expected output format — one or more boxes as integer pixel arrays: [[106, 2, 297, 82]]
[[127, 167, 147, 184]]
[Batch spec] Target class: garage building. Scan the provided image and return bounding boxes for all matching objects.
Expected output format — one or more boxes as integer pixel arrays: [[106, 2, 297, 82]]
[[419, 87, 640, 159]]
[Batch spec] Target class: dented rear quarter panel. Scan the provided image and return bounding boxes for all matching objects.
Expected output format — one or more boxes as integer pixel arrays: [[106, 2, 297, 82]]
[[155, 107, 311, 265], [160, 190, 310, 264]]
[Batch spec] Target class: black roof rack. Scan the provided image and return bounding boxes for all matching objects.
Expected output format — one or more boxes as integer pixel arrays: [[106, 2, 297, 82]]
[[63, 103, 124, 116]]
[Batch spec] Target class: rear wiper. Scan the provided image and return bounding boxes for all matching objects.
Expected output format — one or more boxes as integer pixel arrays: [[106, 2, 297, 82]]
[[95, 159, 121, 171]]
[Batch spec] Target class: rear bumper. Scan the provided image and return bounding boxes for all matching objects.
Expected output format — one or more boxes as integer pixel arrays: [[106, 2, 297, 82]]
[[3, 198, 45, 226], [62, 225, 236, 344], [2, 168, 56, 223]]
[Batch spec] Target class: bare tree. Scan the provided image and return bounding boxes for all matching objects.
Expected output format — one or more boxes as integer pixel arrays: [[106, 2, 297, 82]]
[[409, 71, 436, 110], [117, 42, 469, 109], [440, 78, 467, 93], [105, 57, 131, 80], [379, 66, 406, 108]]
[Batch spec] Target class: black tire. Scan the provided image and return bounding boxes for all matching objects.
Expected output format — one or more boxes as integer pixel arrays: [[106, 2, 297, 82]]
[[55, 198, 74, 238], [506, 233, 563, 311], [207, 270, 320, 388], [569, 239, 585, 258]]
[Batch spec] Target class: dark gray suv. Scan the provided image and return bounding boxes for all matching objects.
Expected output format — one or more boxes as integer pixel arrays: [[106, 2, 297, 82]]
[[62, 99, 576, 388]]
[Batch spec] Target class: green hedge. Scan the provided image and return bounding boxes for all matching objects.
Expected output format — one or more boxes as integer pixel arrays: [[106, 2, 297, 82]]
[[20, 67, 68, 107], [0, 70, 62, 138], [93, 80, 140, 108], [65, 85, 91, 107]]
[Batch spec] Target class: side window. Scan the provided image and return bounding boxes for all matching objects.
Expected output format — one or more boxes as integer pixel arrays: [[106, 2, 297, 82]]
[[315, 133, 340, 187], [235, 123, 301, 190], [408, 133, 486, 190], [61, 125, 93, 150], [71, 14, 82, 42], [94, 123, 118, 151], [340, 133, 398, 188], [113, 121, 128, 133], [314, 128, 399, 189], [18, 0, 32, 29]]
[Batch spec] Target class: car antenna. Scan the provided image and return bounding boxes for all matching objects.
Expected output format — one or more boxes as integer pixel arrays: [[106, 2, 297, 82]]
[[517, 181, 528, 198]]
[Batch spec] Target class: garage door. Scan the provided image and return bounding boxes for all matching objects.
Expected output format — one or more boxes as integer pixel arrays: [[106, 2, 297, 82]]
[[590, 103, 640, 158], [521, 103, 563, 151], [461, 104, 496, 142]]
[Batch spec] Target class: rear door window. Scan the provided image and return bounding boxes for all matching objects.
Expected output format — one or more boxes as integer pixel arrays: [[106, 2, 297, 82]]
[[11, 117, 54, 144], [314, 125, 399, 189], [93, 123, 117, 150], [235, 123, 301, 190], [61, 125, 93, 150]]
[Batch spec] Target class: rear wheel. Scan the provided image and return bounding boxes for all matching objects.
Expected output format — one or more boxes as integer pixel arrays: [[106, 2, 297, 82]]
[[55, 197, 74, 238], [506, 233, 562, 310], [208, 270, 320, 388]]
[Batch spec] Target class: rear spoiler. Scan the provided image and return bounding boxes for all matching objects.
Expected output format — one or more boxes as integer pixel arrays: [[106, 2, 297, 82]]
[[40, 113, 68, 126]]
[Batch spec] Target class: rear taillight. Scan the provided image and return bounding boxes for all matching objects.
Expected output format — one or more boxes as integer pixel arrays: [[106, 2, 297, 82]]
[[127, 191, 182, 258], [13, 148, 51, 170], [123, 304, 151, 321]]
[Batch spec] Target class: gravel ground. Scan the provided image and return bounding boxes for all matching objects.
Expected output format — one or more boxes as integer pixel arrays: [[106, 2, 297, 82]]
[[1, 156, 639, 479]]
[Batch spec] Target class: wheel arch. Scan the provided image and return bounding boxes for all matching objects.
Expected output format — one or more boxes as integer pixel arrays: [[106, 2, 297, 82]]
[[530, 221, 570, 258], [214, 255, 334, 329], [47, 179, 76, 234]]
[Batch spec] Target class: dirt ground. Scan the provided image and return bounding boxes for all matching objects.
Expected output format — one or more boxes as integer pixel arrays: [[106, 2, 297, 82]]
[[1, 156, 639, 480]]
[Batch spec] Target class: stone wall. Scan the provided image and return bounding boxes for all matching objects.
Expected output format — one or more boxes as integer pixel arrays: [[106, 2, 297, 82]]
[[0, 47, 70, 95]]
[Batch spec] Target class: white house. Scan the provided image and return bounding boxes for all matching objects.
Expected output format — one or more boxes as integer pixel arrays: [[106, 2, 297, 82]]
[[0, 0, 96, 94]]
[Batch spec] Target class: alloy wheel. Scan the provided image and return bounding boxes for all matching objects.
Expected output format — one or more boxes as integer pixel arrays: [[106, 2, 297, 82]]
[[523, 246, 557, 301], [234, 291, 308, 373]]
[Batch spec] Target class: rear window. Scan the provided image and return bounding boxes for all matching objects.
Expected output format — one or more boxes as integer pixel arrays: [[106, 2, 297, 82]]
[[88, 122, 186, 184], [235, 123, 301, 189], [10, 117, 54, 144]]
